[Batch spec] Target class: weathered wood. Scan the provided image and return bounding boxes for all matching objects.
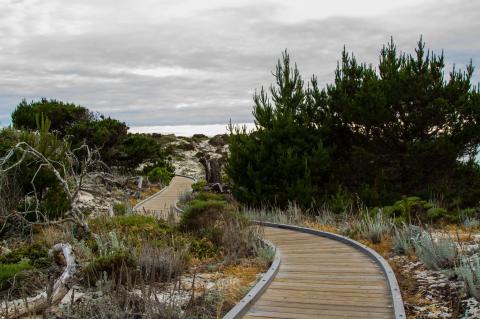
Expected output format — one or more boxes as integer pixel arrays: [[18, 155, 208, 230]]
[[243, 227, 395, 319]]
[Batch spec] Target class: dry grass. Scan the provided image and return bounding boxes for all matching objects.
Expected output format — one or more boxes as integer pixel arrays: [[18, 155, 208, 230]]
[[303, 221, 339, 234]]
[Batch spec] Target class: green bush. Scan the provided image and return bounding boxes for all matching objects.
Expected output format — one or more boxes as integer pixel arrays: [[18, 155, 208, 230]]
[[191, 180, 207, 192], [0, 260, 32, 290], [0, 243, 51, 268], [195, 192, 225, 202], [90, 215, 171, 239], [180, 200, 226, 233], [381, 197, 433, 223], [113, 203, 127, 215], [82, 251, 135, 284], [147, 166, 174, 185]]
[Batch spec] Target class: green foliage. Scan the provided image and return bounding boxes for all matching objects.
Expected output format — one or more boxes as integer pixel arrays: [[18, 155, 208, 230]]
[[0, 119, 72, 222], [0, 260, 32, 290], [227, 52, 331, 208], [195, 192, 225, 202], [112, 203, 128, 215], [228, 38, 480, 210], [68, 117, 128, 165], [381, 197, 433, 223], [0, 243, 51, 268], [12, 98, 92, 134], [147, 166, 174, 185], [191, 180, 207, 192], [180, 199, 226, 233], [82, 250, 135, 284]]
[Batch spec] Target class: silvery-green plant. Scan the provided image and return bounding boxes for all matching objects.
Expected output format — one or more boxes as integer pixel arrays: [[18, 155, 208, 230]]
[[357, 211, 392, 244], [463, 216, 480, 230], [392, 224, 422, 255], [255, 244, 276, 265], [413, 231, 458, 270], [455, 254, 480, 300]]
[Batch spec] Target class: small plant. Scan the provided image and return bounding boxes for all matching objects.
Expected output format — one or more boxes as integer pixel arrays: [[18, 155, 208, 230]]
[[0, 259, 32, 289], [147, 166, 174, 185], [455, 254, 480, 300], [112, 202, 128, 215], [191, 180, 207, 192], [464, 216, 480, 230], [413, 231, 458, 270], [392, 224, 422, 255], [180, 199, 226, 233], [255, 245, 275, 266], [357, 211, 392, 244]]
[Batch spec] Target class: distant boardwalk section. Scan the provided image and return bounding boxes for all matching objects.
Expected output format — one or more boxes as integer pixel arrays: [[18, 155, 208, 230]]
[[134, 175, 194, 219]]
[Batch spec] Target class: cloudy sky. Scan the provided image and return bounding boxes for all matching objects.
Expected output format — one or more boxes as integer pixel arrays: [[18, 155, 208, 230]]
[[0, 0, 479, 130]]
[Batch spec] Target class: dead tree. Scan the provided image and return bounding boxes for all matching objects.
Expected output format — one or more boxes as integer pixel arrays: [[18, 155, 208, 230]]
[[0, 142, 105, 234], [199, 156, 224, 192]]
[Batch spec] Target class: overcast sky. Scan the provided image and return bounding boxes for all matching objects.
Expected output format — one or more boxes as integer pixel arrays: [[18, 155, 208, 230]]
[[0, 0, 479, 128]]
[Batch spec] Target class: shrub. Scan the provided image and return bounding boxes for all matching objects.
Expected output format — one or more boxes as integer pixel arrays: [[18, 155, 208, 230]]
[[191, 180, 207, 192], [112, 203, 128, 215], [82, 251, 136, 284], [180, 199, 226, 233], [195, 192, 225, 202], [0, 243, 51, 269], [392, 224, 422, 255], [137, 246, 189, 282], [208, 134, 229, 147], [147, 166, 174, 185], [455, 254, 480, 300], [464, 216, 480, 230], [413, 231, 458, 270], [382, 197, 433, 223], [357, 211, 392, 244], [0, 260, 32, 290]]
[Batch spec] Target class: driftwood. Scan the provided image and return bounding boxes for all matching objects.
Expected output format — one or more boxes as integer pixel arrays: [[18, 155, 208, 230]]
[[1, 243, 77, 319]]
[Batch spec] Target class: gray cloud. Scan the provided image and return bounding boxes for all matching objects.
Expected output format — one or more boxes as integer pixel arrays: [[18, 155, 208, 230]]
[[0, 0, 479, 127]]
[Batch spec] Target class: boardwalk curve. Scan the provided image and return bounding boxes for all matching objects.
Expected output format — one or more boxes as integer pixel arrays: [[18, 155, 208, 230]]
[[134, 176, 405, 319], [241, 223, 405, 319], [133, 175, 194, 219]]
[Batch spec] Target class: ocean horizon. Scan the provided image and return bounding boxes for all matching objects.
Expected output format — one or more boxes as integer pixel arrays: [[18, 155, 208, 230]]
[[129, 123, 256, 137]]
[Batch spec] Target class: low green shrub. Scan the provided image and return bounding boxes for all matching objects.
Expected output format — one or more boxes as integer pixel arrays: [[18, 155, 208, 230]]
[[147, 166, 174, 185], [191, 180, 207, 192], [382, 196, 433, 223], [82, 251, 136, 284], [180, 199, 226, 233], [0, 243, 51, 268], [195, 192, 225, 202], [0, 260, 32, 289], [112, 203, 128, 215], [90, 215, 171, 239]]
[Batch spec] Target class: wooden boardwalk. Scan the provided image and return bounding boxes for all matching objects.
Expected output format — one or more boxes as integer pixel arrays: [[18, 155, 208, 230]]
[[134, 175, 194, 219], [243, 227, 395, 319], [135, 177, 400, 319]]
